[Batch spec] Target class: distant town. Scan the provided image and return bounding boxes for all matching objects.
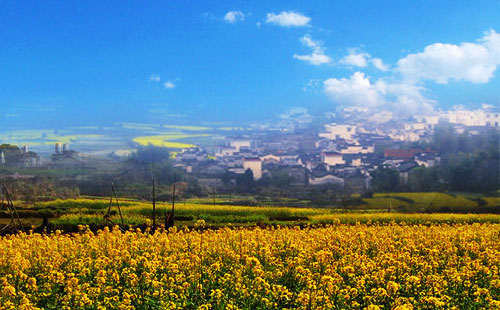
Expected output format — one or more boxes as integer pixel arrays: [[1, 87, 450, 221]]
[[1, 105, 498, 197]]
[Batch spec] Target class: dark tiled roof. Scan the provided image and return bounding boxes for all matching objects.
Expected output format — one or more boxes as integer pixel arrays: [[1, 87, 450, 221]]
[[397, 161, 419, 172], [244, 157, 261, 162], [384, 149, 420, 159]]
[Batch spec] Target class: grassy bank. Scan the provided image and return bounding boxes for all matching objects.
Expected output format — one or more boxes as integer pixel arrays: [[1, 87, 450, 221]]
[[1, 192, 498, 232]]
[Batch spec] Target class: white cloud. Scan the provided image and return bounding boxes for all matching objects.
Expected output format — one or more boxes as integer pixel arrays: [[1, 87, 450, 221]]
[[324, 72, 434, 115], [293, 35, 332, 65], [375, 79, 435, 114], [149, 74, 160, 82], [294, 54, 331, 66], [322, 30, 500, 115], [398, 29, 500, 84], [340, 49, 389, 71], [324, 72, 385, 108], [265, 11, 310, 27], [164, 81, 175, 89], [300, 35, 320, 50], [302, 78, 322, 91], [340, 50, 369, 67], [224, 11, 245, 23], [370, 58, 389, 71]]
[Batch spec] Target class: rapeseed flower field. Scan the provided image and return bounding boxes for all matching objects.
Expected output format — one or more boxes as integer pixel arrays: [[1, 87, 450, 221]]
[[1, 222, 500, 309]]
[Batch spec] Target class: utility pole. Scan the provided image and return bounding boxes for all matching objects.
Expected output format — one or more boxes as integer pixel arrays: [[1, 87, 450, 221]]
[[213, 185, 216, 207], [151, 153, 156, 231], [172, 175, 176, 207], [0, 183, 23, 233], [104, 182, 125, 230], [165, 174, 175, 229], [81, 152, 84, 181]]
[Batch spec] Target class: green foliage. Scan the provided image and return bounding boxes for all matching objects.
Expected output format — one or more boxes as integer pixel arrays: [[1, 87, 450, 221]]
[[366, 192, 498, 213], [5, 191, 500, 232], [431, 124, 499, 193], [0, 144, 22, 165], [35, 199, 134, 210], [236, 169, 254, 191], [5, 179, 79, 202], [407, 167, 445, 192], [373, 125, 499, 194], [0, 144, 20, 152], [269, 171, 292, 187], [118, 145, 183, 187], [370, 167, 400, 192]]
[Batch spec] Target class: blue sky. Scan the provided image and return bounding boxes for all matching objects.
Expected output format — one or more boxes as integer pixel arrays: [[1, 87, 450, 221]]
[[1, 0, 499, 128]]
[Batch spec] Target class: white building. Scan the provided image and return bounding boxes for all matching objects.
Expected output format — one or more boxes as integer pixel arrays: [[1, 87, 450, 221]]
[[485, 111, 500, 127], [260, 154, 280, 164], [339, 145, 374, 154], [403, 123, 431, 131], [55, 143, 62, 154], [243, 157, 262, 180], [309, 174, 344, 186], [443, 109, 500, 127], [215, 146, 237, 157], [319, 124, 357, 140], [230, 139, 252, 151], [415, 153, 441, 168], [321, 151, 345, 166], [414, 115, 439, 125], [368, 111, 393, 123], [351, 157, 362, 167]]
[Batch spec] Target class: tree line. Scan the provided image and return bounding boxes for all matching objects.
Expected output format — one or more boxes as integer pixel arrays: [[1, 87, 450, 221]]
[[371, 123, 499, 194]]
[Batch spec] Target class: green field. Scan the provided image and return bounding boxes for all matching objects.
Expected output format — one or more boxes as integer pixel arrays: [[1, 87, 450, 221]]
[[1, 192, 499, 232], [363, 192, 499, 212], [0, 121, 237, 153]]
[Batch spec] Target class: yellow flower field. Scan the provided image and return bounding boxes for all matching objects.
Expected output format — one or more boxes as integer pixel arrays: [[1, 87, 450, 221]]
[[1, 223, 500, 309], [132, 134, 211, 149]]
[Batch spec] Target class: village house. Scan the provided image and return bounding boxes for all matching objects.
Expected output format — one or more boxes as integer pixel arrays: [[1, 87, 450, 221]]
[[196, 161, 226, 176], [384, 149, 422, 161], [397, 161, 419, 183], [319, 124, 357, 140], [308, 172, 345, 187], [230, 138, 252, 152], [414, 115, 439, 125], [260, 154, 280, 164], [243, 157, 262, 180], [415, 153, 441, 168], [214, 146, 237, 158], [321, 151, 345, 166], [338, 144, 375, 154]]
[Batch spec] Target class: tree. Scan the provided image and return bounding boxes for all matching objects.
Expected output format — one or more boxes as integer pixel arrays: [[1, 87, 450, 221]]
[[408, 167, 444, 192], [122, 146, 182, 185], [236, 169, 254, 192], [269, 171, 291, 187], [0, 144, 22, 166], [370, 167, 400, 192]]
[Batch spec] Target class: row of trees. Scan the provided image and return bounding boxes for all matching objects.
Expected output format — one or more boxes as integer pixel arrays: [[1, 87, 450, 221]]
[[371, 123, 499, 194]]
